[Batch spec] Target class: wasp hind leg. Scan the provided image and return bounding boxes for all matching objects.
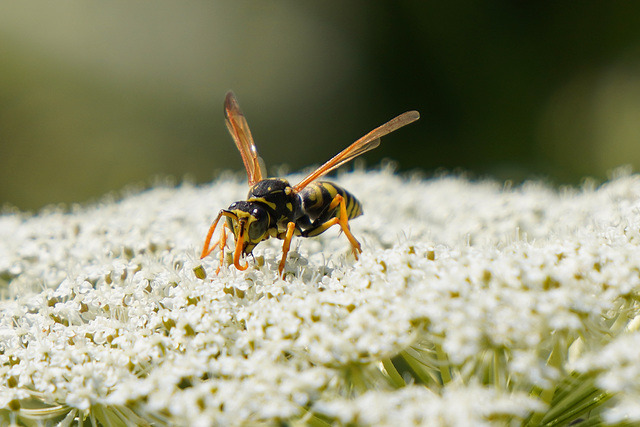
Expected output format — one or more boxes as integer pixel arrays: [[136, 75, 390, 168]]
[[302, 194, 362, 259]]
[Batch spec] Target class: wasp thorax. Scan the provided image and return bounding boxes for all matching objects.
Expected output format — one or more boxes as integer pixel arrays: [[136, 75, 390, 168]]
[[247, 178, 291, 198]]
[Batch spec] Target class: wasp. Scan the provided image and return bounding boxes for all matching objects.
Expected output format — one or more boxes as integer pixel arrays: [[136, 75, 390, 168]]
[[201, 91, 419, 276]]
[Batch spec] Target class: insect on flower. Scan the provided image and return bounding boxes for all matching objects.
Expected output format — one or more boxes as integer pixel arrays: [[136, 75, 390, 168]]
[[201, 91, 419, 276]]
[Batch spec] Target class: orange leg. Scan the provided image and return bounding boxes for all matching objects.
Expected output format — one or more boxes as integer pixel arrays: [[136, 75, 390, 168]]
[[201, 211, 225, 259], [278, 221, 297, 277], [215, 223, 228, 274], [336, 195, 362, 259], [303, 194, 362, 259], [201, 210, 240, 274]]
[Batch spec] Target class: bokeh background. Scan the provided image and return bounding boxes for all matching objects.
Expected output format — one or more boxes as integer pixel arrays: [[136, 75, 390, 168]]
[[2, 2, 640, 211]]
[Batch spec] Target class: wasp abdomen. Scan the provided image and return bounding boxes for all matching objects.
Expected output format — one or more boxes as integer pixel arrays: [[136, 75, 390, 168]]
[[299, 181, 362, 223]]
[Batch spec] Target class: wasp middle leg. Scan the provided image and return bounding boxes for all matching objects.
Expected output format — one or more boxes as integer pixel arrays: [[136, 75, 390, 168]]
[[277, 221, 297, 277]]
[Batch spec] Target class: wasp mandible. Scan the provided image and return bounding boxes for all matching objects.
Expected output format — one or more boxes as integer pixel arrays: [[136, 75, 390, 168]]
[[201, 92, 419, 276]]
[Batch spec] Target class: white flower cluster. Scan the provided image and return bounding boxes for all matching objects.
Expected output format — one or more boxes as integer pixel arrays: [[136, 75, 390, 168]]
[[0, 167, 639, 426]]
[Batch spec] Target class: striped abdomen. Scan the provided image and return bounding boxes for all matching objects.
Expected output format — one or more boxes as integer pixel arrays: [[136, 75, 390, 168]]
[[298, 181, 362, 224]]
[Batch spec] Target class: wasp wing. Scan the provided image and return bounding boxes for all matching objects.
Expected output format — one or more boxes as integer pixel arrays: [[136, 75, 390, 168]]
[[224, 91, 266, 186], [293, 110, 419, 192]]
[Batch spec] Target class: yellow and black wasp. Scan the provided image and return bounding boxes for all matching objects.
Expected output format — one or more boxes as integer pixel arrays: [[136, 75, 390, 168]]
[[201, 91, 419, 276]]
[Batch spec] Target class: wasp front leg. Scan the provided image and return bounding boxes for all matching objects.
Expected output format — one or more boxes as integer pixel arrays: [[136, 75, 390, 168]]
[[302, 194, 362, 259], [201, 210, 237, 274], [214, 223, 230, 274]]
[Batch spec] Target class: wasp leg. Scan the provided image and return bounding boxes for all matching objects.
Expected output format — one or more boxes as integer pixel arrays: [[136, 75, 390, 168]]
[[201, 211, 225, 259], [302, 194, 362, 259], [215, 222, 229, 274], [201, 210, 238, 274], [278, 221, 297, 277]]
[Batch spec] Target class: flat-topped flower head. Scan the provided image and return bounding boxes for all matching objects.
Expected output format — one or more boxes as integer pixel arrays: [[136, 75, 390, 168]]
[[0, 167, 639, 425]]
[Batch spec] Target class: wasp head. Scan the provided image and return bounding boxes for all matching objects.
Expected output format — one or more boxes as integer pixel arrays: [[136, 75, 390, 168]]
[[224, 201, 269, 270]]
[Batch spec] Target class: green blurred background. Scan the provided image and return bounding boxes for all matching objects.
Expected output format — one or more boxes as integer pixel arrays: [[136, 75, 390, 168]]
[[2, 2, 640, 211]]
